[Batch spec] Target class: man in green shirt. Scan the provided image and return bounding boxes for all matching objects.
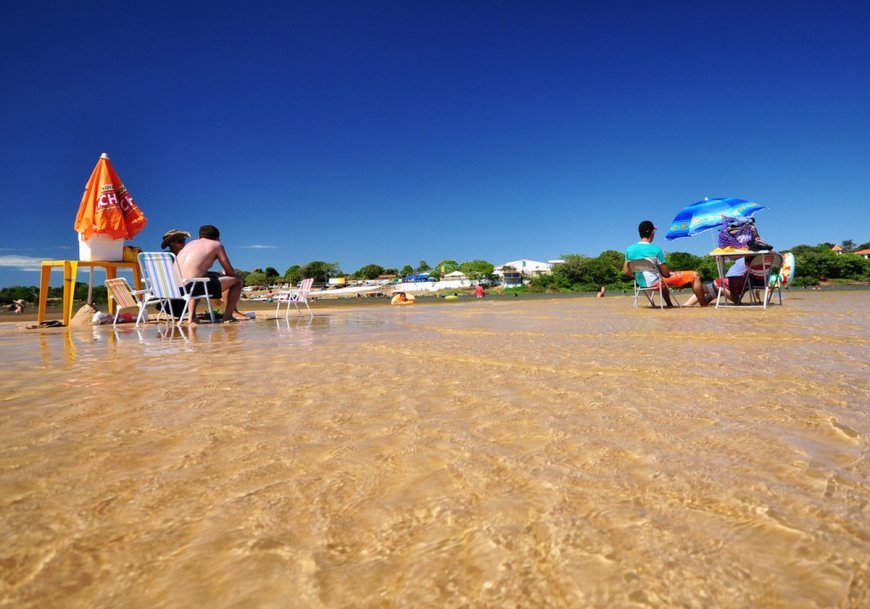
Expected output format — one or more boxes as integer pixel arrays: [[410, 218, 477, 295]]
[[623, 220, 707, 307]]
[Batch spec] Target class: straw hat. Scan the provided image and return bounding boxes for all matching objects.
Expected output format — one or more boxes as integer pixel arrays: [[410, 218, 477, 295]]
[[161, 229, 191, 249]]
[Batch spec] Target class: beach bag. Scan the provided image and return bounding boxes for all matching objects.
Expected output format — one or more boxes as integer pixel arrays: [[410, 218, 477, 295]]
[[718, 218, 755, 249]]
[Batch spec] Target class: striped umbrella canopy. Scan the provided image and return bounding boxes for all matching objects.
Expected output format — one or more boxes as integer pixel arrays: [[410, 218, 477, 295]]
[[665, 197, 766, 241]]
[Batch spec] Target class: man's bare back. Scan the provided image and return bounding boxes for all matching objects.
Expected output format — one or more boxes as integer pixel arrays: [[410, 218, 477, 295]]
[[176, 225, 244, 323], [177, 238, 232, 278]]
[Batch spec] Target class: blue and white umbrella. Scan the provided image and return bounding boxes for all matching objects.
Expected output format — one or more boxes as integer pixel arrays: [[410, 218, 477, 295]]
[[665, 197, 766, 241]]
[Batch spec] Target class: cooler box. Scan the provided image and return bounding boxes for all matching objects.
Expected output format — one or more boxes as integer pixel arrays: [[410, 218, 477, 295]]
[[78, 233, 125, 261]]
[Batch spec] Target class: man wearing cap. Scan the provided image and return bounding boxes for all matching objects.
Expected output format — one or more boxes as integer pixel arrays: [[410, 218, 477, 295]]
[[623, 220, 707, 307]]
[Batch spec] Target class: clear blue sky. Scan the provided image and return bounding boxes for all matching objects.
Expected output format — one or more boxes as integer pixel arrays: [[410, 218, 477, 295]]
[[2, 1, 868, 287]]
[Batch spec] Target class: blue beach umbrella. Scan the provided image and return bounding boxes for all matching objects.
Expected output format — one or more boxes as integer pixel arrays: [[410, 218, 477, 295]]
[[665, 197, 766, 241]]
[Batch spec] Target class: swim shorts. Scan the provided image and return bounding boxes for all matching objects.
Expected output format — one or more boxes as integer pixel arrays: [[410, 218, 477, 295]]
[[662, 271, 697, 288], [186, 275, 222, 299]]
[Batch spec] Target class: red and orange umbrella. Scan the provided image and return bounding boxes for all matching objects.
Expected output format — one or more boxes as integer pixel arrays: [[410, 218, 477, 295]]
[[74, 153, 147, 239]]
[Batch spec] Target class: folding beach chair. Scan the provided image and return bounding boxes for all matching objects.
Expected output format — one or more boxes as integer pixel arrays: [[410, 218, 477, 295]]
[[626, 258, 680, 309], [104, 277, 148, 327], [746, 252, 784, 309], [137, 252, 215, 326], [275, 277, 314, 318]]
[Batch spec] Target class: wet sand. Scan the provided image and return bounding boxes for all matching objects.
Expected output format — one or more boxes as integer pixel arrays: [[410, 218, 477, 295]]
[[1, 291, 868, 608]]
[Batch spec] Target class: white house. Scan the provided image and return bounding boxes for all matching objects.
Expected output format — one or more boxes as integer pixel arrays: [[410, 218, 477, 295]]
[[494, 259, 554, 277]]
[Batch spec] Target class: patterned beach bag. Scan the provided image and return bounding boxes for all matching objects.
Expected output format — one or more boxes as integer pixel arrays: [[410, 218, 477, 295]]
[[718, 218, 756, 249]]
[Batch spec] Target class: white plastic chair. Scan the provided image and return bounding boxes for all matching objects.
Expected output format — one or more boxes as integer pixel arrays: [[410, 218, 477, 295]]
[[275, 277, 314, 318], [137, 252, 215, 326], [104, 277, 147, 326], [626, 258, 680, 309]]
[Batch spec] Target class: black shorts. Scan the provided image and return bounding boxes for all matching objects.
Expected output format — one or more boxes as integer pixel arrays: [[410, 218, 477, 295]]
[[186, 275, 222, 299]]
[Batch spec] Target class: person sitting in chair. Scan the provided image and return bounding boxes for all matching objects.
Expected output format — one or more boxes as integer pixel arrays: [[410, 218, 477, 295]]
[[177, 225, 245, 323], [623, 220, 708, 307], [162, 228, 249, 321]]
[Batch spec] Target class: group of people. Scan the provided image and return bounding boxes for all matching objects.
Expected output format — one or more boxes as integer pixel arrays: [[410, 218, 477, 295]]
[[623, 219, 765, 307], [155, 218, 754, 322], [160, 225, 248, 323]]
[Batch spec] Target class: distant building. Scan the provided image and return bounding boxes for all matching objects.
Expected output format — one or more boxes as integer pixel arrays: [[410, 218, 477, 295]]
[[831, 245, 844, 254], [495, 259, 553, 278], [854, 249, 870, 259]]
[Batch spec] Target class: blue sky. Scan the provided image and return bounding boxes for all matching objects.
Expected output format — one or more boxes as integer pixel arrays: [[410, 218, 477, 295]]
[[2, 1, 868, 287]]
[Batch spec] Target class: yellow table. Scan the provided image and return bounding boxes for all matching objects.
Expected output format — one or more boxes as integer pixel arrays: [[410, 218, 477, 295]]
[[37, 260, 142, 326]]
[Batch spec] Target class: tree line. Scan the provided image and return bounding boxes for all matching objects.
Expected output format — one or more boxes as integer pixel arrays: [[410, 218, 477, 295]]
[[241, 259, 495, 287], [2, 242, 867, 306]]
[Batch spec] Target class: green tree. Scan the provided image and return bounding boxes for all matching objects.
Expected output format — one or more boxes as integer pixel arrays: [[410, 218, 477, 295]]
[[71, 282, 107, 304], [832, 253, 870, 279], [665, 251, 703, 273], [0, 286, 38, 304], [284, 265, 303, 284], [435, 259, 459, 274], [597, 250, 626, 274], [245, 271, 267, 287], [417, 260, 431, 272], [264, 266, 279, 280], [840, 239, 855, 252], [459, 259, 495, 280], [400, 265, 415, 277], [355, 264, 385, 280], [302, 261, 340, 283], [538, 255, 621, 291]]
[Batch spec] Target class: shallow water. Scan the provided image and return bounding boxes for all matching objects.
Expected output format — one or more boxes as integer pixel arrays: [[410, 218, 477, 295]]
[[1, 292, 868, 608]]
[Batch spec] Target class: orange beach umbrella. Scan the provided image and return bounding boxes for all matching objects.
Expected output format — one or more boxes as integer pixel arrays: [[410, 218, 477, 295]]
[[74, 153, 147, 240]]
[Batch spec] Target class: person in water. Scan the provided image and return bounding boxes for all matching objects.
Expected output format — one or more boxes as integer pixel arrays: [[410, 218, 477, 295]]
[[391, 291, 416, 305]]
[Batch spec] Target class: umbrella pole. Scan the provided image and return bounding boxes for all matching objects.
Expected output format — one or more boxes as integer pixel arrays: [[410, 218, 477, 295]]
[[88, 267, 94, 304]]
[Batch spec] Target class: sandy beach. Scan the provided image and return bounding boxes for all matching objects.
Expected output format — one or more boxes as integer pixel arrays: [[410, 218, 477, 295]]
[[1, 291, 867, 608]]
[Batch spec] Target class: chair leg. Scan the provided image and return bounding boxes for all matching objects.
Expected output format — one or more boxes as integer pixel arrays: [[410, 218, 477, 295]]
[[178, 300, 191, 327], [136, 302, 148, 326]]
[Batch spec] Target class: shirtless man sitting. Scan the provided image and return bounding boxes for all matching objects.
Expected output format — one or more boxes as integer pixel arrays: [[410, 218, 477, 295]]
[[176, 225, 246, 323], [162, 228, 249, 320]]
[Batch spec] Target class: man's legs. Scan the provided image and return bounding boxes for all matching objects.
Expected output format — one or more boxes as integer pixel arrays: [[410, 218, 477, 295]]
[[660, 284, 674, 307], [664, 271, 707, 307], [218, 276, 243, 322], [690, 274, 707, 306]]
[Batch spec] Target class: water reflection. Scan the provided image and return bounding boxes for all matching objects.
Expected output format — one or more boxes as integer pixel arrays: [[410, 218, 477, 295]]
[[1, 292, 868, 608]]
